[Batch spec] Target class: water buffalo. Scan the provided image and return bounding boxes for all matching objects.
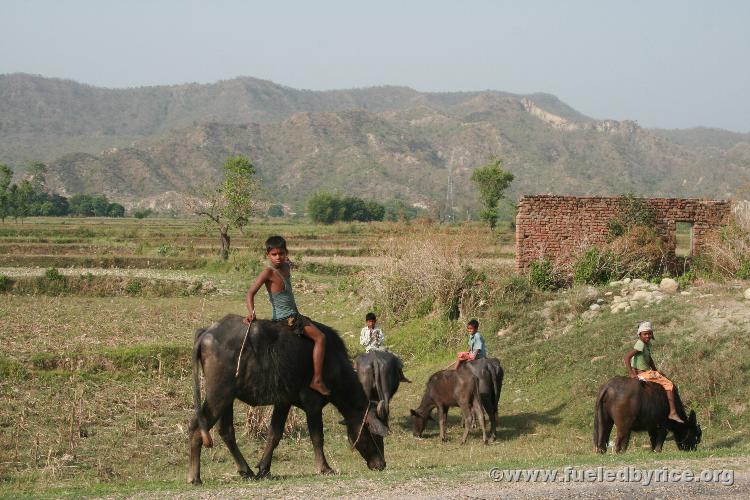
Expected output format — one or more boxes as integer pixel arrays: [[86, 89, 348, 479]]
[[353, 350, 410, 425], [593, 376, 701, 453], [188, 314, 389, 484], [410, 368, 487, 444], [458, 357, 503, 441]]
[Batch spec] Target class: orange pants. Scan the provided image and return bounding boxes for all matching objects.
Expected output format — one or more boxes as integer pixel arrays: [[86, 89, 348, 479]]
[[637, 370, 674, 391]]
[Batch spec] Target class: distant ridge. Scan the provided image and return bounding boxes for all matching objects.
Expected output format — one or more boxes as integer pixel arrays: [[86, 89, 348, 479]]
[[1, 74, 748, 210]]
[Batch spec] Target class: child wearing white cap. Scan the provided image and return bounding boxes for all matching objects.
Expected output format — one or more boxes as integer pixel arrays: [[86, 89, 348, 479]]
[[623, 321, 684, 423]]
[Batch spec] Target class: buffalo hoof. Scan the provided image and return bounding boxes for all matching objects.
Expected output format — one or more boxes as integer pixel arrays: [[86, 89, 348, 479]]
[[239, 470, 255, 480], [189, 477, 202, 486], [255, 467, 270, 480], [319, 467, 335, 475]]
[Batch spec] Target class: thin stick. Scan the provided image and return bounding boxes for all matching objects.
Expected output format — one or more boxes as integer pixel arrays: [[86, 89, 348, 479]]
[[236, 322, 252, 378]]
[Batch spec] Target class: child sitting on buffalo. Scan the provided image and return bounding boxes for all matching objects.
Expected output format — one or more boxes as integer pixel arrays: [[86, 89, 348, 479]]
[[624, 321, 683, 423], [244, 235, 330, 396], [454, 319, 486, 368]]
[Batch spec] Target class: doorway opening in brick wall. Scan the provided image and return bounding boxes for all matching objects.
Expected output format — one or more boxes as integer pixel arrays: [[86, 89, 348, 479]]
[[675, 221, 694, 257]]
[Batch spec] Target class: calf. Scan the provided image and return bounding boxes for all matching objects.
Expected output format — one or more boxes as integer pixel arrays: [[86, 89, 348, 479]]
[[410, 369, 487, 444], [354, 350, 410, 426], [458, 357, 503, 441]]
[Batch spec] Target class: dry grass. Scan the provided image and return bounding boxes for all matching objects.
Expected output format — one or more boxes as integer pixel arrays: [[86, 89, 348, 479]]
[[700, 203, 750, 278], [364, 227, 506, 322]]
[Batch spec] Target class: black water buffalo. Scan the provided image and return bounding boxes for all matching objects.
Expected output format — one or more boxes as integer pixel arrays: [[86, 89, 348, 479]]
[[410, 369, 487, 444], [458, 357, 503, 441], [353, 350, 410, 425], [188, 314, 388, 484], [593, 376, 701, 453]]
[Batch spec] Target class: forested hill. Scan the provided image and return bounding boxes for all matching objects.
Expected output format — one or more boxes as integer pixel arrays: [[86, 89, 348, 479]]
[[1, 74, 749, 210]]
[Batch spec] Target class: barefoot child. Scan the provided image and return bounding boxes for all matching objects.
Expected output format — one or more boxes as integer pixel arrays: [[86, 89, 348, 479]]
[[245, 235, 330, 396], [455, 319, 486, 368], [624, 321, 684, 423]]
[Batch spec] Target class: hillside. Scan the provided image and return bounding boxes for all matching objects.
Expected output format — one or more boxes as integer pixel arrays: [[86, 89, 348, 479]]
[[2, 74, 750, 209]]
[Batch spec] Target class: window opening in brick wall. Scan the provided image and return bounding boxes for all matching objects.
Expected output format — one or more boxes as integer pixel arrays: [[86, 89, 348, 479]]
[[675, 221, 693, 257]]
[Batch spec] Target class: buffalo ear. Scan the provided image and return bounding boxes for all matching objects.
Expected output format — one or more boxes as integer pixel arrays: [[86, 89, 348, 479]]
[[367, 411, 390, 437], [688, 410, 696, 425]]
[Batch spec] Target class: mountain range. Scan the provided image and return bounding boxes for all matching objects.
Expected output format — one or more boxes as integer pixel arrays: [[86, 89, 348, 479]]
[[1, 73, 748, 212]]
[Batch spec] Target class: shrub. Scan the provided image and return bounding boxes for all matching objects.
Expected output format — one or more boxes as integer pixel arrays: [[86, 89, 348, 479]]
[[573, 247, 612, 285], [737, 260, 750, 280], [528, 259, 561, 291], [156, 243, 179, 257], [697, 205, 750, 278], [607, 194, 657, 238], [45, 267, 64, 281], [133, 208, 153, 219], [0, 274, 13, 292], [363, 228, 489, 322], [126, 280, 143, 295]]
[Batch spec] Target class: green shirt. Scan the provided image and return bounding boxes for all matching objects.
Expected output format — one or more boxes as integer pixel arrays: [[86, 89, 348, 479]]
[[630, 339, 652, 371]]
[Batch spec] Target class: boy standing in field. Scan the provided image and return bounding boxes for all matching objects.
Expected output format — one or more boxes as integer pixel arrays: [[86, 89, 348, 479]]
[[245, 235, 330, 396], [360, 312, 385, 352], [455, 319, 486, 368], [624, 321, 684, 423]]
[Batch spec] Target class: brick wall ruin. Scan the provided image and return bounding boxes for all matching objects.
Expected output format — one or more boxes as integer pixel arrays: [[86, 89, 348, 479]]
[[515, 195, 731, 271]]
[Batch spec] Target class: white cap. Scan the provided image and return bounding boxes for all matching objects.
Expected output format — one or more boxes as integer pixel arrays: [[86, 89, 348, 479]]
[[637, 321, 653, 334]]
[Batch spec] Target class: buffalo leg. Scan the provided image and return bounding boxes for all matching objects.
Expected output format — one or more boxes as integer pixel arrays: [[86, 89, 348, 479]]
[[648, 427, 667, 452], [473, 399, 487, 444], [218, 407, 253, 479], [488, 409, 497, 442], [613, 420, 634, 453], [305, 408, 334, 474], [460, 404, 472, 444], [188, 401, 225, 485], [256, 404, 291, 478], [438, 406, 448, 442]]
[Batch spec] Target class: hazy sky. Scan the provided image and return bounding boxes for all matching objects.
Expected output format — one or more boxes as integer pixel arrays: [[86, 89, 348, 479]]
[[2, 0, 749, 131]]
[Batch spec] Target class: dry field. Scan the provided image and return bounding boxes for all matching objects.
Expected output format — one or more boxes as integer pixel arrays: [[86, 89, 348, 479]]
[[1, 217, 748, 498]]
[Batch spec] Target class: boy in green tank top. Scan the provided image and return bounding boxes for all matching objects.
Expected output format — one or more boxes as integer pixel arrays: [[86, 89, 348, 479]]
[[245, 235, 330, 396], [623, 321, 683, 423]]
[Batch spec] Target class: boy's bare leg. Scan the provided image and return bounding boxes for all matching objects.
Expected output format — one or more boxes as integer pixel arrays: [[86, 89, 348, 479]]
[[303, 324, 331, 396], [666, 390, 684, 423]]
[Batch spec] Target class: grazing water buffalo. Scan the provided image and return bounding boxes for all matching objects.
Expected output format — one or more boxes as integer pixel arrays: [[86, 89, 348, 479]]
[[188, 314, 388, 484], [410, 369, 487, 444], [458, 357, 503, 441], [593, 376, 701, 453], [353, 350, 410, 425]]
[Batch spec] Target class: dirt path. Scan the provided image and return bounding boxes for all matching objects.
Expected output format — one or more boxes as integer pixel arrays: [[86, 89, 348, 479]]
[[125, 457, 749, 499]]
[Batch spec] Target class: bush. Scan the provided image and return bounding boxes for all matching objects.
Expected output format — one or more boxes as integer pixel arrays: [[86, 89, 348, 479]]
[[126, 280, 143, 295], [528, 259, 561, 291], [0, 274, 13, 292], [697, 205, 750, 279], [607, 194, 657, 238], [737, 260, 750, 280], [45, 268, 64, 281], [133, 208, 153, 219], [363, 228, 489, 322], [573, 247, 615, 285]]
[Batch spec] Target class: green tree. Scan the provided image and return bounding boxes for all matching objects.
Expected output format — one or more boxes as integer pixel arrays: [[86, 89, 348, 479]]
[[193, 156, 260, 260], [307, 192, 344, 224], [0, 164, 13, 222], [267, 204, 284, 217], [13, 180, 35, 222], [27, 162, 47, 193], [470, 158, 514, 229]]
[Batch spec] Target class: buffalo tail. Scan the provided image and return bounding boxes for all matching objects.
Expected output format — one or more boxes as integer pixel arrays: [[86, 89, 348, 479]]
[[192, 329, 213, 448]]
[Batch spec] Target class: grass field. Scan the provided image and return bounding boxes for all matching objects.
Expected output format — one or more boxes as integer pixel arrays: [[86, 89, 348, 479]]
[[0, 217, 748, 497]]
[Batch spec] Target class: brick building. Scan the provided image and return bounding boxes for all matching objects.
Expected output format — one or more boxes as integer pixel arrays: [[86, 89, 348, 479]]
[[515, 195, 730, 271]]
